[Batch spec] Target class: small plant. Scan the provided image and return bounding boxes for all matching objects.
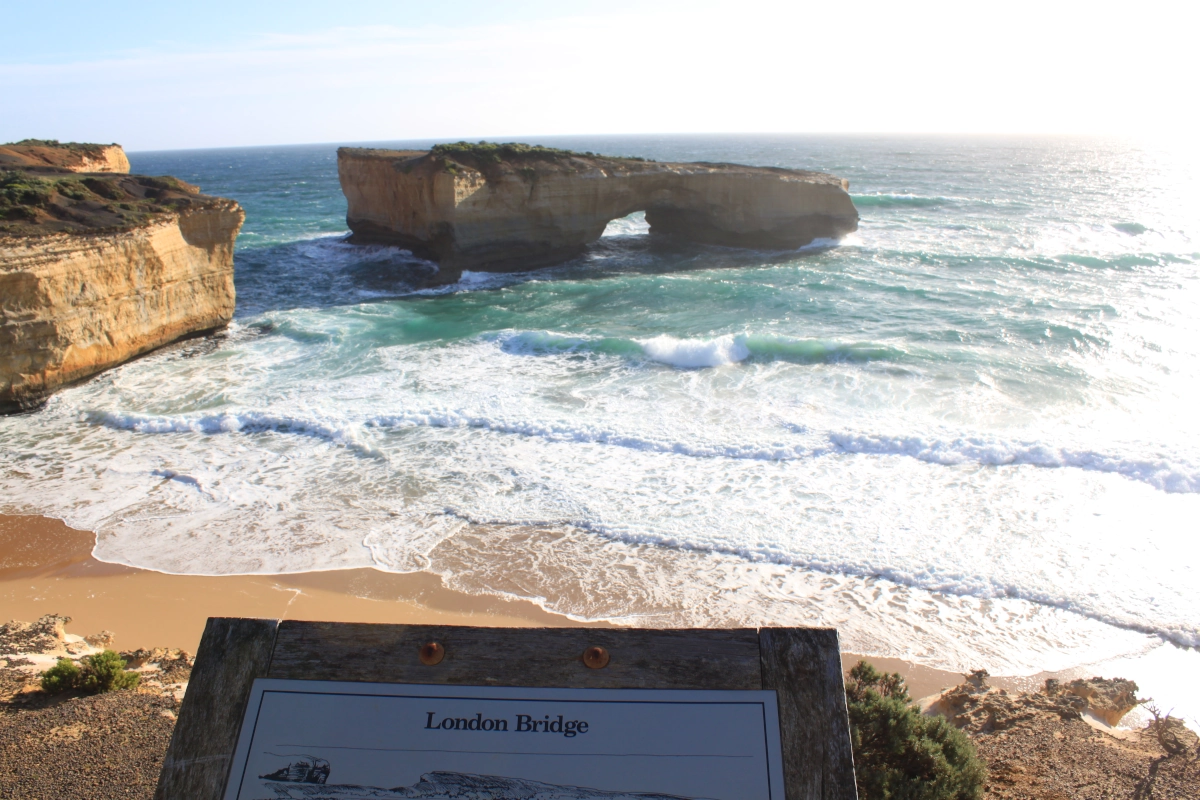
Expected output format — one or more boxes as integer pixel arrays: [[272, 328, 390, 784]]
[[40, 657, 82, 694], [1144, 703, 1191, 757], [79, 649, 140, 692], [846, 661, 986, 800], [38, 650, 140, 694]]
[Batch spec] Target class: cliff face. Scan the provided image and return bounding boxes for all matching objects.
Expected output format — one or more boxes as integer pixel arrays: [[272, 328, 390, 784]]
[[0, 201, 243, 413], [338, 145, 859, 274], [0, 141, 130, 173]]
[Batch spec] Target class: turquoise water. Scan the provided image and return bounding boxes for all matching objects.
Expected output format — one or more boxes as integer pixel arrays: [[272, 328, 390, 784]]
[[3, 135, 1198, 690]]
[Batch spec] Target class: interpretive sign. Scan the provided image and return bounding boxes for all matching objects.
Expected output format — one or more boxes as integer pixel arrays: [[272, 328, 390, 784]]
[[223, 681, 786, 800], [155, 621, 857, 800]]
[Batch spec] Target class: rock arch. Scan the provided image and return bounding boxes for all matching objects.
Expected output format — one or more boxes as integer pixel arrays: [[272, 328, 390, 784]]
[[338, 147, 858, 277]]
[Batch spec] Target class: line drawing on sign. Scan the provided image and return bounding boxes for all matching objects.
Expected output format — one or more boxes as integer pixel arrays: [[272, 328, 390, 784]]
[[254, 764, 706, 799]]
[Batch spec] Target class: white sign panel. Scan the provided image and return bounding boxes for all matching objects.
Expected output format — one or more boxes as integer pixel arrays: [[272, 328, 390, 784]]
[[224, 680, 786, 800]]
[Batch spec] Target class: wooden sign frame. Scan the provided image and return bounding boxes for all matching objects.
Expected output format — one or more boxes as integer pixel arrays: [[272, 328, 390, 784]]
[[154, 620, 857, 800]]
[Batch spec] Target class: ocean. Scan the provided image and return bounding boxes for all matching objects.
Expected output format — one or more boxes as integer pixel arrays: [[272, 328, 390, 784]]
[[3, 135, 1197, 701]]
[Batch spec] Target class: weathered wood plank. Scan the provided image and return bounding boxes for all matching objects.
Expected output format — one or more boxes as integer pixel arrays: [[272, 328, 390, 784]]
[[155, 617, 279, 800], [267, 622, 763, 690], [760, 627, 858, 800]]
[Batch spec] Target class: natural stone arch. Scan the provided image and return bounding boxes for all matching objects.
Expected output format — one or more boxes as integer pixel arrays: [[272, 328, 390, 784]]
[[338, 146, 858, 279]]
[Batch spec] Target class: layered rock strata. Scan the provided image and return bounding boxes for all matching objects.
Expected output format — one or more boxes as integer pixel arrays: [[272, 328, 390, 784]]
[[1, 151, 243, 412], [338, 144, 858, 275]]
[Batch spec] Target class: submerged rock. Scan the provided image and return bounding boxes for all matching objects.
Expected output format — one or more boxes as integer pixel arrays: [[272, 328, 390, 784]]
[[338, 142, 858, 278]]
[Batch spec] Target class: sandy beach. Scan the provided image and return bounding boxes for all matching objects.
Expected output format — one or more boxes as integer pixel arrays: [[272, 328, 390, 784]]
[[3, 512, 976, 698], [8, 511, 1195, 713], [0, 514, 583, 651]]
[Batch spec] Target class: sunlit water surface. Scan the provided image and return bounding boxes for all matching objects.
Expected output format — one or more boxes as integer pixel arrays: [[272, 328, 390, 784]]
[[3, 135, 1198, 714]]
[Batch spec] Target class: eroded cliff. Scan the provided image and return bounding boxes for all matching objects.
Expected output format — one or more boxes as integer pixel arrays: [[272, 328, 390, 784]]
[[1, 152, 243, 412], [0, 140, 130, 173], [338, 143, 859, 275]]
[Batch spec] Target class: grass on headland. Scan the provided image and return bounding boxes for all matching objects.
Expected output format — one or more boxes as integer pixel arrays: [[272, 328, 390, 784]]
[[5, 139, 119, 152], [0, 170, 195, 227], [430, 140, 652, 167]]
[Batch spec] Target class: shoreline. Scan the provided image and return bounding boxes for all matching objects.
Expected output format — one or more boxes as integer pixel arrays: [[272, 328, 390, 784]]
[[0, 514, 587, 653], [2, 513, 1195, 719]]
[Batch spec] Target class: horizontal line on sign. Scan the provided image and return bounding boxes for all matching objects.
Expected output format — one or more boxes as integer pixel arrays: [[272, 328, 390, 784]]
[[276, 744, 754, 758]]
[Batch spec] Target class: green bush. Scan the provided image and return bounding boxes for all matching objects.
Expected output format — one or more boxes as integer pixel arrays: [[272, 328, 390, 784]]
[[846, 661, 986, 800], [0, 171, 53, 208], [79, 650, 140, 692], [40, 658, 82, 694], [38, 650, 140, 694]]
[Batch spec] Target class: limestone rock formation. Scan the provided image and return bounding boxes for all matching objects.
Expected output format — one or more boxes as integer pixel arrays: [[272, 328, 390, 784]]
[[338, 143, 858, 276], [1044, 676, 1144, 726], [923, 669, 1144, 733], [0, 140, 130, 173], [0, 615, 79, 658], [1, 155, 244, 412]]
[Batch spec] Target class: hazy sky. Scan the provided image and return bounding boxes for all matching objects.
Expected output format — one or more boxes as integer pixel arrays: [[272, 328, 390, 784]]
[[1, 0, 1193, 151]]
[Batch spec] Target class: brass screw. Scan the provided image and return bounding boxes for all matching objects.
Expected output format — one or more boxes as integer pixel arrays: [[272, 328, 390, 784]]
[[419, 641, 445, 666], [582, 646, 610, 669]]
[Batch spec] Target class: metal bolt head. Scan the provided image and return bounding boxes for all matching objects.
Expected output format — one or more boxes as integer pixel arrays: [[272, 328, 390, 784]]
[[419, 641, 445, 666], [583, 646, 610, 669]]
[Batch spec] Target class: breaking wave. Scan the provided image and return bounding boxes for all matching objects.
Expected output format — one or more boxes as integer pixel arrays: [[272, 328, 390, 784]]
[[493, 330, 907, 368], [88, 407, 1200, 493], [87, 410, 384, 459]]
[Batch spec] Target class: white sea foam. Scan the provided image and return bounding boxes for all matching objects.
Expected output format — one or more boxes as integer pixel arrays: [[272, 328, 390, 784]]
[[830, 432, 1200, 493], [88, 405, 1200, 494], [89, 410, 384, 459], [635, 333, 751, 367], [433, 509, 1200, 648]]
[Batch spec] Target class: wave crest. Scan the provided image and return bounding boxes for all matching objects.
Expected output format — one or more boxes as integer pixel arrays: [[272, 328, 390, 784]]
[[493, 330, 907, 368]]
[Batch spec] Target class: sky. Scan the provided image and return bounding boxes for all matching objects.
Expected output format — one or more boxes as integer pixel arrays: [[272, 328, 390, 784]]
[[1, 0, 1195, 151]]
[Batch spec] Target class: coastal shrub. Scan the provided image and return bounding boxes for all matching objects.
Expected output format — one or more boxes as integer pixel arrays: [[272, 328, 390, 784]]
[[7, 139, 116, 151], [846, 661, 986, 800], [1, 171, 53, 208], [38, 650, 140, 694], [40, 658, 82, 694], [55, 179, 91, 201], [82, 177, 125, 200], [10, 138, 61, 147], [429, 140, 654, 166]]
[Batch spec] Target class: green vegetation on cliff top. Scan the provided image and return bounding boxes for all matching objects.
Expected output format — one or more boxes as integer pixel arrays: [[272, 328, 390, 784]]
[[5, 139, 119, 152], [430, 140, 651, 164], [0, 170, 211, 236]]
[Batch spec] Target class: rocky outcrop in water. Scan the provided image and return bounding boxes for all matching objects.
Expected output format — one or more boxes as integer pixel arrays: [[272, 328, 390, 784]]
[[338, 143, 858, 277], [1, 147, 243, 412]]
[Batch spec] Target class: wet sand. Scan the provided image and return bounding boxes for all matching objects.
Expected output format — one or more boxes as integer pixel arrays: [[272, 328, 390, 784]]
[[5, 512, 1193, 721], [0, 514, 586, 653]]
